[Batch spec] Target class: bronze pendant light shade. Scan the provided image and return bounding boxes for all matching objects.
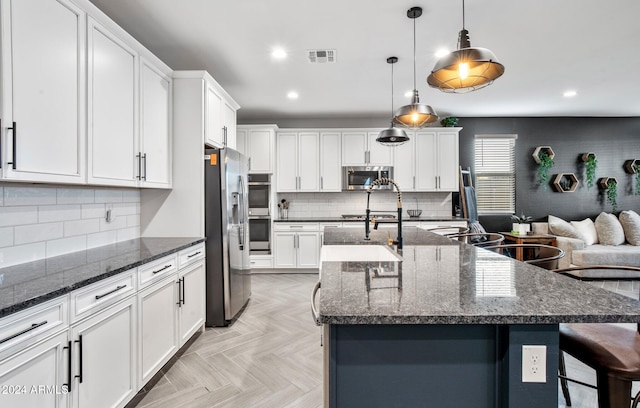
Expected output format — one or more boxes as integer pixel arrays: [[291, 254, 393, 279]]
[[427, 0, 504, 93], [393, 7, 438, 129], [377, 57, 410, 146]]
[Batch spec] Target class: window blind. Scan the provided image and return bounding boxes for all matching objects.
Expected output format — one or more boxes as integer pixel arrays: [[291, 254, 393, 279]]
[[474, 135, 517, 214]]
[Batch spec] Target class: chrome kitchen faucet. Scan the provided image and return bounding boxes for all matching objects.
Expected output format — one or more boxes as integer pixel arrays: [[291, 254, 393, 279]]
[[365, 178, 403, 249]]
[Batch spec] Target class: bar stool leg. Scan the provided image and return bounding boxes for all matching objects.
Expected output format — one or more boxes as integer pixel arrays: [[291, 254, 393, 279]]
[[596, 371, 632, 408], [558, 352, 572, 406]]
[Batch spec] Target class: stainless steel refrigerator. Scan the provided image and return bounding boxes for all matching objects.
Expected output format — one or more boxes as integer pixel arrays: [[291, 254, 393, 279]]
[[204, 148, 251, 326]]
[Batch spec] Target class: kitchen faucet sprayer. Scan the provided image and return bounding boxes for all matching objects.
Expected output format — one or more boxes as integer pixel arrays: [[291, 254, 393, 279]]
[[365, 178, 403, 249]]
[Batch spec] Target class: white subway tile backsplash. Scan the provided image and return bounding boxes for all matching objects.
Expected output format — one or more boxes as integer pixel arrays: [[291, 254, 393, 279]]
[[81, 203, 106, 219], [0, 242, 46, 268], [117, 227, 140, 242], [4, 186, 57, 206], [38, 204, 82, 223], [87, 231, 117, 249], [46, 236, 87, 258], [113, 203, 137, 216], [99, 216, 127, 232], [126, 214, 140, 227], [122, 189, 140, 202], [95, 189, 124, 203], [15, 222, 64, 245], [0, 227, 13, 248], [56, 188, 95, 204], [64, 219, 100, 237], [0, 186, 4, 206], [0, 206, 38, 227]]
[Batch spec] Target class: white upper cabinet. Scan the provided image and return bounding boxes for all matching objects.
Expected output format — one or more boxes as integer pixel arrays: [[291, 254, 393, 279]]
[[205, 77, 239, 149], [341, 131, 393, 166], [1, 0, 86, 184], [320, 132, 342, 191], [139, 59, 172, 188], [87, 17, 138, 187], [236, 125, 277, 173], [415, 129, 460, 191], [276, 131, 319, 192], [393, 134, 416, 191]]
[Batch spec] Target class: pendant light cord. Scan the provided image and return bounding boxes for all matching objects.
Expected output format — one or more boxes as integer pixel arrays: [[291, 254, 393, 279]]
[[462, 0, 466, 29], [391, 61, 395, 115], [412, 14, 417, 91]]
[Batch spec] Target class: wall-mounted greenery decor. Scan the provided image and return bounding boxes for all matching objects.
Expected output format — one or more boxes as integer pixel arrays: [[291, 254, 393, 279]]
[[532, 146, 555, 190], [624, 159, 640, 195], [553, 173, 579, 192], [599, 177, 618, 212], [581, 152, 598, 189]]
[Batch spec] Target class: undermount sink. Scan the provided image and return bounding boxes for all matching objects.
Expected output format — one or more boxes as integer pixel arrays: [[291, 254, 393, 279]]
[[321, 245, 402, 263]]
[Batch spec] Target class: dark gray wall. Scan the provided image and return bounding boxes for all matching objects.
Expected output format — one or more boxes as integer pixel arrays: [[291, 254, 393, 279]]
[[458, 117, 640, 232]]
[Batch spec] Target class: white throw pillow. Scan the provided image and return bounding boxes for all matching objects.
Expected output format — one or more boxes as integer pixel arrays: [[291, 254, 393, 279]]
[[570, 218, 599, 245], [548, 215, 584, 241], [619, 210, 640, 246], [594, 212, 625, 246]]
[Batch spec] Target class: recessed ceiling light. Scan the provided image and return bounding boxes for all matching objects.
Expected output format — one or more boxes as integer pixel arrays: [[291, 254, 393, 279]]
[[271, 48, 287, 59], [435, 49, 450, 58], [563, 90, 577, 97], [287, 91, 299, 99]]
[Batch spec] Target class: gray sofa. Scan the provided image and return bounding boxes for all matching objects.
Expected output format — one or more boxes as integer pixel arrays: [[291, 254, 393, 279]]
[[532, 222, 640, 278]]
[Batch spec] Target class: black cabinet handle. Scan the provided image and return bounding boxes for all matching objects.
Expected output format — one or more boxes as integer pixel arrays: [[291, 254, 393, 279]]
[[142, 153, 147, 180], [63, 340, 72, 392], [0, 320, 47, 344], [152, 264, 172, 274], [187, 251, 201, 258], [75, 335, 83, 383], [7, 121, 16, 169], [94, 284, 127, 300], [136, 152, 141, 180]]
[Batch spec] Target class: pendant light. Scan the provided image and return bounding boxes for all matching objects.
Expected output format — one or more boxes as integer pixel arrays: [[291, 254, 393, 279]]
[[377, 57, 410, 146], [393, 6, 438, 129], [427, 0, 504, 93]]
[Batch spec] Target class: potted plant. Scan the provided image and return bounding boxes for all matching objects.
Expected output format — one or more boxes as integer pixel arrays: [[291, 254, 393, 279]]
[[606, 179, 618, 212], [582, 153, 598, 189], [634, 163, 640, 195], [536, 150, 555, 190], [510, 213, 533, 235], [440, 117, 459, 127]]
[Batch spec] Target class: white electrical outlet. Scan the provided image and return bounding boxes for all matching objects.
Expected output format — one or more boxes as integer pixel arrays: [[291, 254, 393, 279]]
[[522, 345, 546, 383]]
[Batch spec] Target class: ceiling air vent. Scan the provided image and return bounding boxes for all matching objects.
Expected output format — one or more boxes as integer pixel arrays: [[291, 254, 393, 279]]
[[307, 49, 336, 63]]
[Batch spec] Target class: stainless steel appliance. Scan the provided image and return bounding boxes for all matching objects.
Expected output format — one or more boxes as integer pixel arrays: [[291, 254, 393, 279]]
[[342, 166, 393, 191], [248, 174, 271, 254], [204, 148, 251, 327]]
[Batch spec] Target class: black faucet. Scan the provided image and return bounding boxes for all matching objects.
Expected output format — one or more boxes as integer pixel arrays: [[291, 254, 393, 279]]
[[364, 178, 403, 249]]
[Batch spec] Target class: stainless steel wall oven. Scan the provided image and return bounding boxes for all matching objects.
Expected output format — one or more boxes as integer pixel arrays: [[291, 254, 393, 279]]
[[248, 174, 271, 254]]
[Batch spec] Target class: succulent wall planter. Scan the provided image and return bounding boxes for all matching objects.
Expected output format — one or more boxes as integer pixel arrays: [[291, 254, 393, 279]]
[[553, 173, 579, 192], [581, 152, 597, 189], [532, 146, 555, 190], [598, 177, 618, 212], [625, 160, 640, 194]]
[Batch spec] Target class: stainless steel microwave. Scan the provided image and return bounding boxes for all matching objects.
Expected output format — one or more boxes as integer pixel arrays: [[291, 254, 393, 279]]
[[342, 166, 393, 191]]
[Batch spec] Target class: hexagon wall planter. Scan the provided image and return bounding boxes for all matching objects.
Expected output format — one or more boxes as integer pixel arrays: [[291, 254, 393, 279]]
[[624, 159, 640, 174], [553, 173, 579, 192], [532, 146, 555, 164]]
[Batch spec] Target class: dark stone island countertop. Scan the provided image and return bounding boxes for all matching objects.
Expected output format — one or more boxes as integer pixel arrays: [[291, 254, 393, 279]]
[[274, 216, 466, 223], [319, 227, 640, 325], [0, 237, 205, 319]]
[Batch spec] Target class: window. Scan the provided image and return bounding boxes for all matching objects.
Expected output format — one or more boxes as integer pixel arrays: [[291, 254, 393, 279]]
[[474, 135, 517, 214]]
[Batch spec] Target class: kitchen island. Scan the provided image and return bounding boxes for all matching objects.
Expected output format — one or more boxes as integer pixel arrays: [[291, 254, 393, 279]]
[[318, 227, 640, 407]]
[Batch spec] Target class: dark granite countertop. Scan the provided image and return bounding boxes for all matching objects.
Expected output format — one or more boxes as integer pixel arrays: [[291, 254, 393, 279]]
[[0, 237, 205, 319], [319, 227, 640, 325], [274, 216, 467, 223]]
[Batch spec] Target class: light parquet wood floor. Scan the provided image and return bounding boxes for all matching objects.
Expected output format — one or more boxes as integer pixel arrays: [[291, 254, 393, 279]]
[[132, 274, 639, 408]]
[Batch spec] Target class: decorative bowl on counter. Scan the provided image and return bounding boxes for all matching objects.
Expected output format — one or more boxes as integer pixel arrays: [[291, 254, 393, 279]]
[[407, 209, 422, 218]]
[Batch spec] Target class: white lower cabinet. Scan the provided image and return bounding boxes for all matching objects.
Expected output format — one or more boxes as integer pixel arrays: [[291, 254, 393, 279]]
[[0, 331, 70, 408], [273, 223, 320, 269], [177, 260, 206, 346], [70, 296, 137, 408]]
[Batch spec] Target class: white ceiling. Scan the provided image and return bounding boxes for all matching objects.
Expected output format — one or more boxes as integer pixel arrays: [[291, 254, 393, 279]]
[[88, 0, 640, 122]]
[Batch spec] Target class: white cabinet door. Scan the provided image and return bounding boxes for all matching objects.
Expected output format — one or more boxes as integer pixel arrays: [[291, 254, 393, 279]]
[[437, 132, 459, 191], [222, 101, 236, 149], [247, 129, 274, 173], [139, 60, 172, 188], [2, 0, 86, 183], [393, 136, 415, 191], [235, 129, 247, 155], [298, 132, 319, 192], [87, 18, 137, 187], [297, 232, 320, 268], [320, 132, 342, 192], [0, 331, 69, 408], [367, 132, 393, 166], [178, 260, 205, 346], [274, 232, 296, 268], [205, 84, 223, 147], [138, 275, 178, 385], [414, 131, 438, 191], [341, 132, 367, 165], [71, 296, 136, 408], [276, 133, 298, 192]]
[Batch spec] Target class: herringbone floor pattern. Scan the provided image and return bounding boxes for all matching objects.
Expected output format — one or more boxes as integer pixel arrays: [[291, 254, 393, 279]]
[[131, 274, 639, 408], [133, 273, 322, 408]]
